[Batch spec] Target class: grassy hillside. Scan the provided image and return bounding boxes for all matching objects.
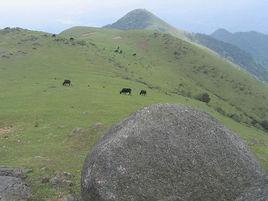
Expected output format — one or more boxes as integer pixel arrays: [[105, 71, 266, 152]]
[[188, 33, 268, 83], [0, 27, 268, 200], [62, 27, 268, 126]]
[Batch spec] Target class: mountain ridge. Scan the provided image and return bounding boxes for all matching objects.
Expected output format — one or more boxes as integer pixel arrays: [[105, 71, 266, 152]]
[[103, 9, 268, 83]]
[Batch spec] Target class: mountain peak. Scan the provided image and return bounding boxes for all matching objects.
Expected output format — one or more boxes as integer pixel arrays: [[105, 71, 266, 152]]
[[212, 28, 232, 35], [211, 28, 232, 39], [127, 8, 152, 15], [104, 9, 187, 39], [104, 9, 165, 30]]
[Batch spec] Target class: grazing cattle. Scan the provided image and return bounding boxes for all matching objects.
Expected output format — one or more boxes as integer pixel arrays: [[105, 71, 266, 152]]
[[133, 53, 137, 56], [63, 80, 71, 86], [120, 88, 132, 95], [140, 90, 147, 96]]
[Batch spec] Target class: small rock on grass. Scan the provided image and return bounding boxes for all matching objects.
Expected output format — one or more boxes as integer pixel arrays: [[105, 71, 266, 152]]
[[0, 166, 32, 201], [59, 194, 81, 201], [49, 172, 74, 188], [71, 128, 83, 135]]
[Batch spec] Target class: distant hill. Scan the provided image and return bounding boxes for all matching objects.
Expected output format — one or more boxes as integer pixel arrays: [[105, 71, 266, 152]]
[[188, 33, 268, 83], [104, 9, 187, 39], [211, 29, 268, 69]]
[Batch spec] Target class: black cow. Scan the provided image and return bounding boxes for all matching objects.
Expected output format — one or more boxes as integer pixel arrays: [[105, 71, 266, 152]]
[[140, 90, 147, 96], [120, 88, 132, 95], [63, 80, 71, 86]]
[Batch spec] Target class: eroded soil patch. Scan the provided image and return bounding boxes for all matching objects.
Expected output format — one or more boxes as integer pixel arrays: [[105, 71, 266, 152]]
[[0, 127, 13, 135]]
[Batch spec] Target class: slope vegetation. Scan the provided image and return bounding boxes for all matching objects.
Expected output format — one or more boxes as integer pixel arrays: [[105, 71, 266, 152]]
[[62, 26, 268, 126]]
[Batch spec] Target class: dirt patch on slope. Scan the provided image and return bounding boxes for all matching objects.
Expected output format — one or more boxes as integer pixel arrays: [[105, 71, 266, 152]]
[[0, 127, 13, 135], [82, 32, 96, 37], [136, 39, 149, 51], [112, 36, 122, 40]]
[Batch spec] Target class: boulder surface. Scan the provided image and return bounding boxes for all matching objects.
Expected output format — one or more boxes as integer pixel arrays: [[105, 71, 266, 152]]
[[235, 175, 268, 201], [81, 104, 264, 201]]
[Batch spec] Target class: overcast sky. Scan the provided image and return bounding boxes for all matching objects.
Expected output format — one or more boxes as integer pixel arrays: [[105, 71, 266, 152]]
[[0, 0, 267, 34]]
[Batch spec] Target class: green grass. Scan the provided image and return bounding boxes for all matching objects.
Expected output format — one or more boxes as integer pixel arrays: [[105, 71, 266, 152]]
[[0, 27, 267, 200]]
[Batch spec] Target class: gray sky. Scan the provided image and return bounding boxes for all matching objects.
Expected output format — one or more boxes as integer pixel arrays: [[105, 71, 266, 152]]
[[0, 0, 267, 34]]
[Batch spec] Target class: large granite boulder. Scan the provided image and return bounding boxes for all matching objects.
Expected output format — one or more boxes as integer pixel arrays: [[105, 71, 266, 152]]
[[81, 104, 264, 201]]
